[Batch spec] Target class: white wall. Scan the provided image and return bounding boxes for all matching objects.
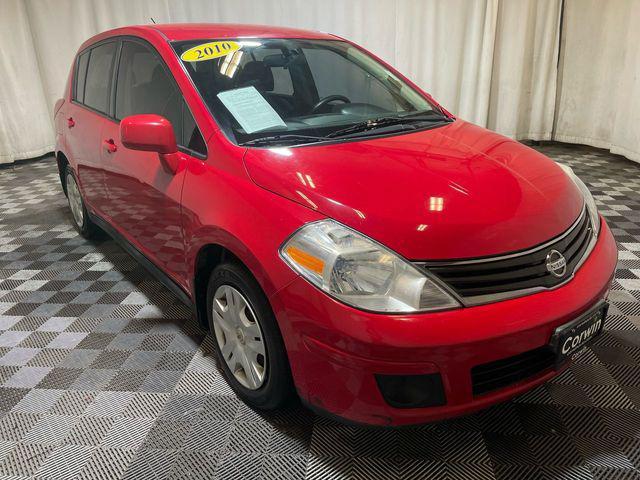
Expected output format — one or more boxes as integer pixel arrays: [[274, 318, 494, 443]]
[[554, 0, 640, 163], [0, 0, 637, 165]]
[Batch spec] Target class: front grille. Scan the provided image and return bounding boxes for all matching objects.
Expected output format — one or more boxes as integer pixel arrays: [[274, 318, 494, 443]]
[[418, 206, 593, 303], [471, 346, 556, 396]]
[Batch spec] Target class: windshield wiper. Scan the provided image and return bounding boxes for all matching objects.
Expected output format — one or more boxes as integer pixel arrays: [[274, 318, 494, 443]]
[[239, 110, 453, 146], [326, 111, 453, 139], [240, 134, 328, 147]]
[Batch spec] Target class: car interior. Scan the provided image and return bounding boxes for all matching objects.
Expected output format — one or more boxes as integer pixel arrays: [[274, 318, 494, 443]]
[[185, 45, 400, 136]]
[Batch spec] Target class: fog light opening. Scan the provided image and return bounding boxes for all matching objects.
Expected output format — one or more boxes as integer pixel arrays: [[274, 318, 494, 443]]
[[375, 373, 446, 409]]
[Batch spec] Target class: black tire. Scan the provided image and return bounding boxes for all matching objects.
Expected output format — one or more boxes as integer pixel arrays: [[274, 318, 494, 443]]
[[206, 261, 294, 410], [64, 166, 98, 238]]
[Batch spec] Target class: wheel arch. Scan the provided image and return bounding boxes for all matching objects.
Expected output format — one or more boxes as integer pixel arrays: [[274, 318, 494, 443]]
[[56, 151, 70, 196], [191, 238, 282, 330]]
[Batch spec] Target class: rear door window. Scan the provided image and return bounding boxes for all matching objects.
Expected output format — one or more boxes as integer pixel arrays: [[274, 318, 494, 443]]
[[83, 42, 117, 114]]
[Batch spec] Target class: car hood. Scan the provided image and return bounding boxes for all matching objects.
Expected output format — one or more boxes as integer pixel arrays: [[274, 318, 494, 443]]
[[243, 120, 584, 260]]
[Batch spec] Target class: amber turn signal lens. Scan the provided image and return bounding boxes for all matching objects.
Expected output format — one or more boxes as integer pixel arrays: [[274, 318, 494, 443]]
[[285, 245, 325, 274]]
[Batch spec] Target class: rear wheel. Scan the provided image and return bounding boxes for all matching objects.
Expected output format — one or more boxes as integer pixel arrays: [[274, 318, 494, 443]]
[[206, 262, 293, 410], [65, 166, 97, 238]]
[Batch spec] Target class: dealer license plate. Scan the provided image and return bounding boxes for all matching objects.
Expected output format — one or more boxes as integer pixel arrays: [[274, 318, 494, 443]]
[[550, 303, 608, 362]]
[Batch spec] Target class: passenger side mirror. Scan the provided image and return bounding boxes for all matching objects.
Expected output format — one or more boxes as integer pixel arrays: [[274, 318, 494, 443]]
[[120, 114, 178, 155], [120, 114, 181, 173]]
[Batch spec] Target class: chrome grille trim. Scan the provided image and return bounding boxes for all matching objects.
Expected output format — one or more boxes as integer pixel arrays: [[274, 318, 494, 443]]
[[414, 203, 599, 306]]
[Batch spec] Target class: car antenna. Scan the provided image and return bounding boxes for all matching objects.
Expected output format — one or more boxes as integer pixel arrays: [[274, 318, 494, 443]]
[[150, 17, 156, 24]]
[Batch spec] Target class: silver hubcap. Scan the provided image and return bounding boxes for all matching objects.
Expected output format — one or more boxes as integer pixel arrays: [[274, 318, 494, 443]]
[[66, 172, 84, 227], [212, 285, 266, 390]]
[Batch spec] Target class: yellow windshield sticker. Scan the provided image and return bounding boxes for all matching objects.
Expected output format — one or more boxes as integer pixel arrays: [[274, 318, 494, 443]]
[[180, 41, 240, 62]]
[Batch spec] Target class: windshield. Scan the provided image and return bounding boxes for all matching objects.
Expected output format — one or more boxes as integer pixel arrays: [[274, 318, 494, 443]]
[[173, 38, 448, 146]]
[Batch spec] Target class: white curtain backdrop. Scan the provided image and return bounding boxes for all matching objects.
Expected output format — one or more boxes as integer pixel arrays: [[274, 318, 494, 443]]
[[0, 0, 638, 165], [554, 0, 640, 163], [0, 1, 56, 163], [489, 0, 563, 140]]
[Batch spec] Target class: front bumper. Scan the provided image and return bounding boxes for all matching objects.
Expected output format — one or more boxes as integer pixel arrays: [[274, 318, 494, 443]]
[[270, 220, 618, 426]]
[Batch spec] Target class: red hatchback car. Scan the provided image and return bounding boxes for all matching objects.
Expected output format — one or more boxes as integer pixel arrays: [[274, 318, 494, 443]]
[[54, 24, 617, 426]]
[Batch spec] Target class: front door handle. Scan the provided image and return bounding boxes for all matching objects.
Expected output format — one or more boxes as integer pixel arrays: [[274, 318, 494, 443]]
[[67, 117, 75, 128], [102, 139, 117, 154]]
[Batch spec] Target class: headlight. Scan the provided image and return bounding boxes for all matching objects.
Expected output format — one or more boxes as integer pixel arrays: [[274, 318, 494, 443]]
[[558, 163, 600, 237], [280, 220, 461, 313]]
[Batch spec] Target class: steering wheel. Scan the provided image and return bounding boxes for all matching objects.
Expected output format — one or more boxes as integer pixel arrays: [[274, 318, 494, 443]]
[[311, 95, 351, 113]]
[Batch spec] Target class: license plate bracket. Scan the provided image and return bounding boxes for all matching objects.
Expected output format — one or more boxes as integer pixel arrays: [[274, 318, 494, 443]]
[[549, 302, 608, 364]]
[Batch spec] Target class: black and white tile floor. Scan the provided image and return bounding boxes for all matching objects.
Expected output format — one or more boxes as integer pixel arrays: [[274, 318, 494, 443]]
[[0, 143, 639, 479]]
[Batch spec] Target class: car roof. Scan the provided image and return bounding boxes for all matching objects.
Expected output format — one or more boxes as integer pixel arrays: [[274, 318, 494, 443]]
[[135, 23, 337, 42], [78, 24, 341, 53]]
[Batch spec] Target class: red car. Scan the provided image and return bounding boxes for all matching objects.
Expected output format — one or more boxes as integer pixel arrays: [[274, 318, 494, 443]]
[[54, 23, 617, 426]]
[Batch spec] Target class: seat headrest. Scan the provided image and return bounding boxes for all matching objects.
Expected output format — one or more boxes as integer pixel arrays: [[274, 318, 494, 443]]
[[151, 65, 167, 84], [236, 61, 274, 91]]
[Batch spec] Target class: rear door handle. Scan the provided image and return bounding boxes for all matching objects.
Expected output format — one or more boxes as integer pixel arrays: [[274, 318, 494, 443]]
[[67, 117, 75, 128], [102, 139, 117, 154]]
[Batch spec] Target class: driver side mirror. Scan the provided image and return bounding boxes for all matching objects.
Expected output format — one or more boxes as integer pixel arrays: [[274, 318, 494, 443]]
[[120, 114, 178, 154]]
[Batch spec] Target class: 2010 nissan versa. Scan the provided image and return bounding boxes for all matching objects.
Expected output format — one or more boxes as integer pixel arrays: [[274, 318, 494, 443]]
[[54, 23, 618, 426]]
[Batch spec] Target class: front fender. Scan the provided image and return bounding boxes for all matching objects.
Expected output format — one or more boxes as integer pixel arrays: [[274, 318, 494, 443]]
[[181, 152, 323, 299]]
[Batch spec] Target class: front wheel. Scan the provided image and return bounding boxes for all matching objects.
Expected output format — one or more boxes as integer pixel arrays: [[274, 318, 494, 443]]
[[206, 262, 293, 410]]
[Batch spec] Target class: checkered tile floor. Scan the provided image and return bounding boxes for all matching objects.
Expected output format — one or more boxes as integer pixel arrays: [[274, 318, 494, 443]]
[[0, 143, 639, 479]]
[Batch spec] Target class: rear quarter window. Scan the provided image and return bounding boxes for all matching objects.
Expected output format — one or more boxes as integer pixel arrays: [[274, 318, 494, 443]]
[[73, 51, 90, 103]]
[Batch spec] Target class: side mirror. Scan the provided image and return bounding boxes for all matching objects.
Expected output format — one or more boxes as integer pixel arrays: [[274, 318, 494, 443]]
[[120, 114, 178, 154]]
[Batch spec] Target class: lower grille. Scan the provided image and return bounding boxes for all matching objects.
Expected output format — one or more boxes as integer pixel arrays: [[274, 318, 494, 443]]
[[471, 346, 556, 396], [416, 206, 594, 304]]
